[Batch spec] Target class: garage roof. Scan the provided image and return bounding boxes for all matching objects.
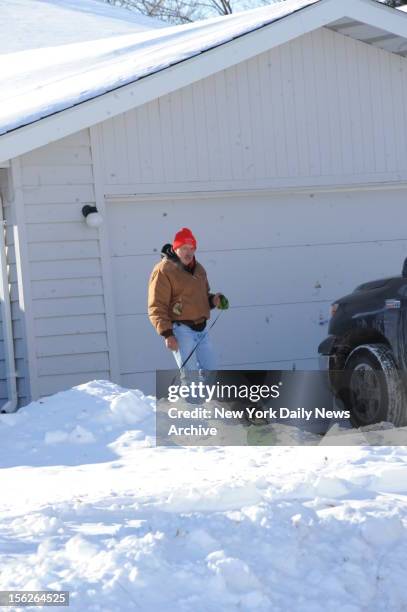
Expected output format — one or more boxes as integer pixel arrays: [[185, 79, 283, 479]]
[[1, 0, 407, 161], [0, 0, 319, 137]]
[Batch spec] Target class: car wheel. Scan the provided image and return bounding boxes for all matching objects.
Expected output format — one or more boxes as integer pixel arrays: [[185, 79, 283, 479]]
[[342, 343, 406, 427]]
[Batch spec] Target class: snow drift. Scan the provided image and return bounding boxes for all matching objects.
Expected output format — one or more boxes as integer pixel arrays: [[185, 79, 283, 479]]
[[0, 380, 406, 611]]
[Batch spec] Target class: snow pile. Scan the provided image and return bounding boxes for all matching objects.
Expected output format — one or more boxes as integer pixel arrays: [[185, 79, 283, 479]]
[[0, 380, 155, 468], [109, 389, 152, 425], [0, 380, 407, 611]]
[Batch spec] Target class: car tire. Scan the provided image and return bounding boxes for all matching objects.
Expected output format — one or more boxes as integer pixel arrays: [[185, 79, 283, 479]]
[[341, 343, 406, 427]]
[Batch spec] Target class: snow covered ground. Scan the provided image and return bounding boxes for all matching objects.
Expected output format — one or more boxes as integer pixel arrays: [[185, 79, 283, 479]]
[[1, 380, 407, 611]]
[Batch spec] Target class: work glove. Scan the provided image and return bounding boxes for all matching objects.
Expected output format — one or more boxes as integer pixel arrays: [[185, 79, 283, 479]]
[[217, 294, 229, 310]]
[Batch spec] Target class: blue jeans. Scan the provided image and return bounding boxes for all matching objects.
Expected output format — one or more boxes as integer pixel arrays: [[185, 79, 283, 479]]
[[172, 322, 218, 380]]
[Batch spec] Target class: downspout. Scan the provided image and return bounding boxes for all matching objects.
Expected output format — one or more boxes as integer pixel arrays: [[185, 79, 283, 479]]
[[0, 194, 18, 413]]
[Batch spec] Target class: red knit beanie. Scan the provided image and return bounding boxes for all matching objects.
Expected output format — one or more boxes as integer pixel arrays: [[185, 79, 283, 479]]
[[172, 227, 197, 251]]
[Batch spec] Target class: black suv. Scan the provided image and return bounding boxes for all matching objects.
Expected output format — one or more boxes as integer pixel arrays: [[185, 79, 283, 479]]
[[318, 259, 407, 428]]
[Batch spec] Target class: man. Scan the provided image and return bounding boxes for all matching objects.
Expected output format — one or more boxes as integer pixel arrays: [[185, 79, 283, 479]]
[[148, 227, 228, 377]]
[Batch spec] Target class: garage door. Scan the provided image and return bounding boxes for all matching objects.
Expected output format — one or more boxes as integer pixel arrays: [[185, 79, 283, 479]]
[[107, 187, 407, 394]]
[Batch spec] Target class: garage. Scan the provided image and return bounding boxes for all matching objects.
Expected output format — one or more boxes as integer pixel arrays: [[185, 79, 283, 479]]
[[2, 0, 407, 406], [107, 188, 407, 393]]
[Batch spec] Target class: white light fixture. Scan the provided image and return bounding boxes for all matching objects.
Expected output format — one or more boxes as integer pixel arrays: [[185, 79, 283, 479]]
[[82, 205, 103, 228]]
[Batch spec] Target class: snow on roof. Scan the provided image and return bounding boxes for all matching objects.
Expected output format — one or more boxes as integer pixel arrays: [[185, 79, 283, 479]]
[[1, 0, 166, 54], [0, 0, 319, 137]]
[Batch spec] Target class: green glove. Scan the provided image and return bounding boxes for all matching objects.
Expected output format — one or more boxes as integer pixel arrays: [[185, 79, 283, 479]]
[[218, 294, 229, 310]]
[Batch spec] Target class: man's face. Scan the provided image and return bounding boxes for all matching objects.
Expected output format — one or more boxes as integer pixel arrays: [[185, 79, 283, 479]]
[[175, 244, 196, 265]]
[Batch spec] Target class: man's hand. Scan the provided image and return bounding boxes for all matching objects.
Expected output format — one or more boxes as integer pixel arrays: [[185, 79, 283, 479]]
[[213, 293, 229, 310], [212, 293, 222, 308], [165, 336, 178, 351]]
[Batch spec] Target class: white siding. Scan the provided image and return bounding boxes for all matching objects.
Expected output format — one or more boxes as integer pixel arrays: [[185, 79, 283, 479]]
[[99, 27, 407, 191], [107, 189, 407, 394], [18, 130, 111, 400], [9, 24, 407, 400], [97, 26, 407, 394], [0, 169, 29, 408]]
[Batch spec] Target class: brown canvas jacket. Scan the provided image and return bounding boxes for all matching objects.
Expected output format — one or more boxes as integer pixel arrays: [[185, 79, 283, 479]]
[[148, 248, 213, 337]]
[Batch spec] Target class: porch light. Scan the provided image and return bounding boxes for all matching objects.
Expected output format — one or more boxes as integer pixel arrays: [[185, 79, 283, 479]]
[[82, 205, 103, 228]]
